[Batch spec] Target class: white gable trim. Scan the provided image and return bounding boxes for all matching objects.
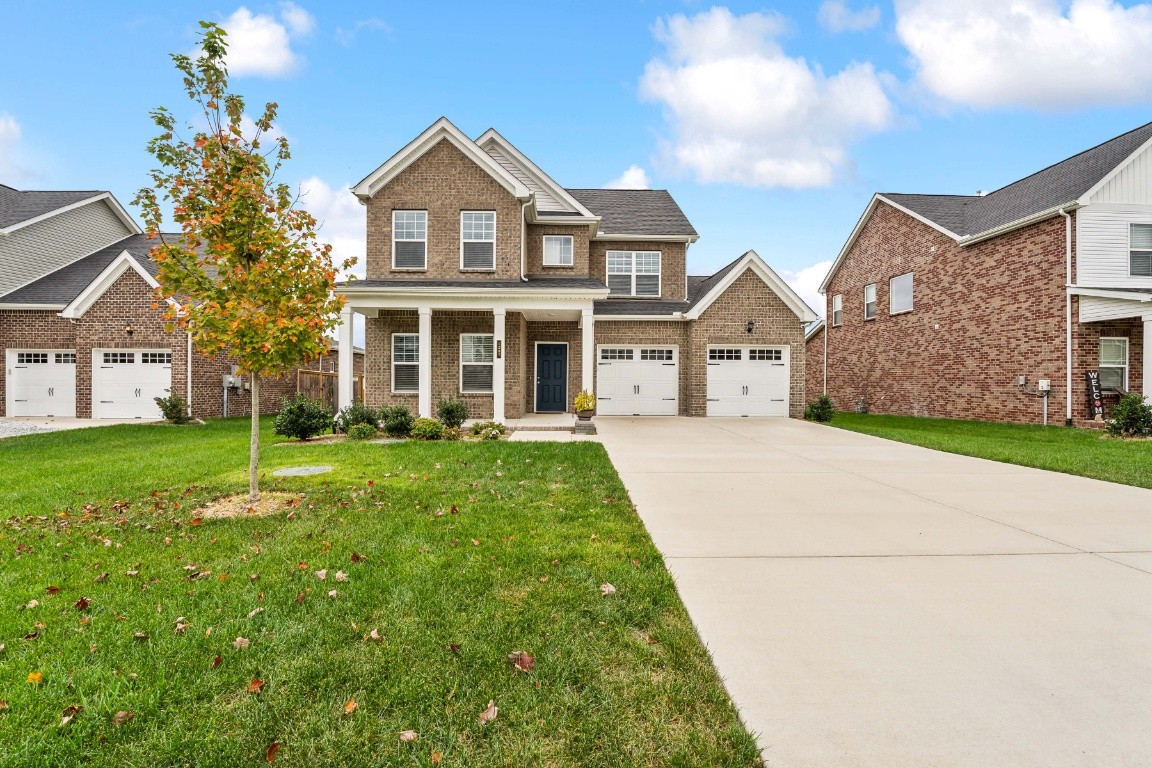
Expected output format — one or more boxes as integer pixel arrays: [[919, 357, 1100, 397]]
[[804, 318, 825, 341], [60, 251, 162, 319], [0, 192, 141, 236], [351, 118, 531, 201], [475, 128, 596, 218], [1079, 134, 1152, 204], [1070, 286, 1152, 302], [686, 250, 818, 323], [0, 302, 68, 310]]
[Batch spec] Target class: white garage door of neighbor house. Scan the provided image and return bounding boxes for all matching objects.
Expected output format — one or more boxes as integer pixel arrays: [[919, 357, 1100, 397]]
[[706, 346, 790, 417], [92, 349, 172, 419], [595, 346, 678, 416], [5, 350, 77, 417]]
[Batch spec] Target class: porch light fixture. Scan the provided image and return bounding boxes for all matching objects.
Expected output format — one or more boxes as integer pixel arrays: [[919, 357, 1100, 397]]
[[746, 319, 755, 334], [125, 320, 136, 337]]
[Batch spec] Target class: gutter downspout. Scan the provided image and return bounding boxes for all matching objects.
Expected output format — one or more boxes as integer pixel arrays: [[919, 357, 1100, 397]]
[[186, 330, 193, 419], [823, 319, 828, 396], [520, 200, 531, 282], [1060, 207, 1073, 426]]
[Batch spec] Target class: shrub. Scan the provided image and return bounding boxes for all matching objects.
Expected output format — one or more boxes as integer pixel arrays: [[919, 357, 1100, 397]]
[[437, 398, 468, 428], [573, 390, 596, 412], [470, 421, 507, 437], [804, 395, 835, 423], [154, 390, 190, 424], [347, 423, 378, 440], [274, 394, 332, 441], [333, 402, 379, 434], [1105, 393, 1152, 437], [380, 405, 414, 437], [443, 426, 463, 441], [410, 417, 445, 441]]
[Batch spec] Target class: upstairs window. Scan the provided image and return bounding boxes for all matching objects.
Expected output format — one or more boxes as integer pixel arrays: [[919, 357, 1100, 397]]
[[831, 294, 843, 326], [543, 235, 574, 266], [460, 334, 494, 393], [1099, 337, 1128, 391], [392, 334, 419, 393], [864, 283, 877, 320], [393, 211, 427, 270], [1131, 224, 1152, 276], [607, 250, 661, 297], [461, 211, 495, 270], [890, 272, 914, 314]]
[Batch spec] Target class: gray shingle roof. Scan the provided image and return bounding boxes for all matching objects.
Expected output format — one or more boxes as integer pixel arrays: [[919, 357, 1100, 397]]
[[0, 233, 162, 304], [0, 184, 108, 230], [593, 252, 748, 317], [565, 189, 698, 237], [343, 276, 607, 290], [883, 120, 1152, 238]]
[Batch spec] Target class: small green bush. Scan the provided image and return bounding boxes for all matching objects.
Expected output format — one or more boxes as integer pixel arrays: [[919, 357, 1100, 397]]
[[347, 423, 378, 440], [804, 395, 835, 423], [443, 426, 463, 441], [154, 390, 190, 424], [437, 397, 469, 428], [1106, 393, 1152, 437], [470, 421, 506, 439], [333, 402, 379, 434], [411, 417, 445, 441], [380, 405, 414, 437], [274, 394, 332, 441]]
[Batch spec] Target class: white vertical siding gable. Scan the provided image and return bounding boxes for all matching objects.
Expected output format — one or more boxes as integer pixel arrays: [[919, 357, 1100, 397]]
[[1088, 140, 1152, 204]]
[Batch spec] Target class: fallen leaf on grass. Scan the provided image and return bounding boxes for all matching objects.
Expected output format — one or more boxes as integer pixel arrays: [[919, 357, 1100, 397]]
[[74, 597, 90, 611], [133, 632, 148, 641], [297, 562, 308, 570], [45, 585, 60, 595], [350, 552, 364, 563], [432, 752, 442, 764], [538, 576, 549, 583], [113, 710, 134, 727], [333, 571, 348, 583], [398, 730, 418, 742], [0, 700, 8, 710], [327, 590, 338, 599], [368, 629, 382, 642], [26, 672, 42, 685], [0, 643, 5, 654], [265, 742, 280, 763], [471, 540, 480, 547], [174, 619, 191, 634], [295, 592, 306, 604], [248, 679, 264, 694], [508, 651, 535, 673], [125, 570, 139, 578], [233, 637, 250, 650], [23, 632, 39, 642], [188, 518, 203, 527], [478, 700, 498, 725], [247, 607, 264, 619], [211, 655, 222, 669], [599, 583, 617, 596], [60, 705, 83, 727], [315, 569, 327, 581], [449, 643, 461, 654], [24, 599, 38, 610], [343, 699, 357, 715]]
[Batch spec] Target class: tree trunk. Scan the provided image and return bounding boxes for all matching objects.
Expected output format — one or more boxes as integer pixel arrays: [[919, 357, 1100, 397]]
[[249, 373, 260, 503]]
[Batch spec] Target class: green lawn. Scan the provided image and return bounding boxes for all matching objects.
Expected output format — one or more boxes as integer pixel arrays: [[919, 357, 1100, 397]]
[[830, 412, 1152, 488], [0, 420, 760, 767]]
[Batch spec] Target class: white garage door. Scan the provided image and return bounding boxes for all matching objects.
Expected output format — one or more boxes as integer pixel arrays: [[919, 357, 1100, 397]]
[[595, 346, 679, 416], [5, 350, 77, 417], [92, 349, 172, 419], [706, 346, 790, 417]]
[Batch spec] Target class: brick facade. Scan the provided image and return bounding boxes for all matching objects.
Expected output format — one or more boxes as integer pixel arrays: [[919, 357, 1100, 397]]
[[805, 324, 826, 404], [594, 320, 691, 416], [590, 240, 687, 301], [525, 224, 590, 276]]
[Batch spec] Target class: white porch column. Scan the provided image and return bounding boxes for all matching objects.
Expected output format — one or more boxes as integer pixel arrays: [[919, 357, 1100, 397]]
[[581, 308, 595, 393], [418, 306, 432, 418], [337, 307, 355, 410], [493, 308, 506, 420], [1143, 315, 1152, 403]]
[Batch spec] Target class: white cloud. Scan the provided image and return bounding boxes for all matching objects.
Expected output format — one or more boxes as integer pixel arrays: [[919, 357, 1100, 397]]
[[604, 165, 651, 189], [639, 7, 894, 188], [896, 0, 1152, 110], [217, 4, 315, 77], [335, 17, 391, 47], [298, 176, 365, 280], [818, 0, 881, 32], [279, 2, 316, 37], [781, 260, 833, 318], [0, 113, 39, 183]]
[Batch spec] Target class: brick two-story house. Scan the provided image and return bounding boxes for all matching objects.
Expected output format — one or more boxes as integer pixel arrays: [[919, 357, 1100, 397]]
[[814, 121, 1152, 425], [335, 118, 817, 420]]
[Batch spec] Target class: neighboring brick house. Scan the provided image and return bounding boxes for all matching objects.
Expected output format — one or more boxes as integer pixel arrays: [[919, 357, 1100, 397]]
[[814, 122, 1152, 426], [0, 185, 358, 419], [336, 118, 817, 419]]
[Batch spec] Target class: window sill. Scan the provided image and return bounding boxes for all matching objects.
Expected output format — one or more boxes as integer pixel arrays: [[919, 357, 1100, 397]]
[[459, 269, 497, 273], [460, 390, 494, 395], [542, 263, 576, 269], [390, 390, 420, 395], [864, 315, 876, 321], [391, 267, 427, 272], [890, 309, 914, 316]]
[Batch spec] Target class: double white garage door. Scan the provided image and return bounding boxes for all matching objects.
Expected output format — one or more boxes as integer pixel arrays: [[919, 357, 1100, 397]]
[[5, 348, 172, 419], [595, 344, 790, 417]]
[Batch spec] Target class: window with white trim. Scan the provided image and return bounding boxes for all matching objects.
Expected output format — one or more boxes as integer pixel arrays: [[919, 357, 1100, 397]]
[[1131, 224, 1152, 276], [17, 352, 48, 364], [831, 294, 843, 326], [543, 235, 573, 266], [392, 334, 419, 393], [607, 250, 660, 296], [141, 352, 171, 364], [708, 348, 742, 361], [460, 334, 494, 393], [640, 348, 673, 361], [55, 353, 76, 364], [864, 283, 877, 320], [749, 349, 783, 362], [890, 272, 914, 314], [461, 211, 495, 270], [392, 210, 427, 269], [1099, 337, 1129, 391], [103, 352, 135, 364]]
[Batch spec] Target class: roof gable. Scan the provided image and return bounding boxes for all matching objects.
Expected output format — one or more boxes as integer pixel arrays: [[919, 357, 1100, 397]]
[[60, 250, 162, 319], [475, 129, 595, 218], [685, 249, 817, 322], [0, 234, 161, 307], [0, 189, 139, 234], [566, 189, 698, 240]]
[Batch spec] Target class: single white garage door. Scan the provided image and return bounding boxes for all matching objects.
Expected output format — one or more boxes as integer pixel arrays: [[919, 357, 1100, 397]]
[[706, 346, 790, 417], [5, 349, 77, 417], [595, 345, 678, 416], [92, 349, 172, 419]]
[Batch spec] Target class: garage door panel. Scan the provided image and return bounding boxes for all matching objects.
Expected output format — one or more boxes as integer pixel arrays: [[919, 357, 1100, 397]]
[[6, 350, 76, 417], [596, 346, 678, 416], [707, 346, 790, 417], [92, 349, 171, 419]]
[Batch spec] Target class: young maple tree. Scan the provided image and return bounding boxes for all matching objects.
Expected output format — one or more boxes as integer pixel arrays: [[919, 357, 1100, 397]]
[[134, 22, 353, 502]]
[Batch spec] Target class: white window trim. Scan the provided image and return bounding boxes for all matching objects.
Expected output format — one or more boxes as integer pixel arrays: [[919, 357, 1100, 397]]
[[889, 272, 914, 315], [863, 283, 877, 320], [460, 333, 495, 394], [606, 250, 662, 298], [1129, 223, 1152, 278], [391, 333, 420, 394], [831, 294, 843, 327], [542, 234, 574, 267], [460, 210, 496, 271], [1099, 336, 1129, 391], [392, 210, 427, 271]]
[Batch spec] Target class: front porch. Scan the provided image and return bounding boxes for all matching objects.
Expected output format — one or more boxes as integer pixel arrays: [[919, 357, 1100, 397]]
[[1074, 289, 1151, 420]]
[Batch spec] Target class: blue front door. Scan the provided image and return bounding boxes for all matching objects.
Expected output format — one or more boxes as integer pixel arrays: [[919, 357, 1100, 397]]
[[536, 344, 567, 412]]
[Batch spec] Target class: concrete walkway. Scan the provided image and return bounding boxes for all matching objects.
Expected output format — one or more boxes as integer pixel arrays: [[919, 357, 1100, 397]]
[[596, 417, 1152, 767]]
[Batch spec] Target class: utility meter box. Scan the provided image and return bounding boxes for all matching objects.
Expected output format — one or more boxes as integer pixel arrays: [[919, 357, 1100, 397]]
[[1038, 379, 1051, 391], [223, 374, 241, 389]]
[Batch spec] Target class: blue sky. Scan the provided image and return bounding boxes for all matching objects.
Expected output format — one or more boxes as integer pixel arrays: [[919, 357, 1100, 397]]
[[5, 1, 1152, 314]]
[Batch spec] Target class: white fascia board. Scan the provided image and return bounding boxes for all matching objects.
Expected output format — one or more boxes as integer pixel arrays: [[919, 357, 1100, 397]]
[[475, 128, 596, 218], [594, 314, 686, 322], [687, 250, 819, 323], [958, 203, 1078, 247], [804, 318, 825, 341], [342, 292, 602, 313], [60, 251, 161, 319], [1078, 134, 1152, 204], [351, 117, 531, 201], [593, 233, 699, 243], [0, 303, 68, 311], [1069, 287, 1152, 301], [533, 214, 601, 226], [0, 192, 141, 235]]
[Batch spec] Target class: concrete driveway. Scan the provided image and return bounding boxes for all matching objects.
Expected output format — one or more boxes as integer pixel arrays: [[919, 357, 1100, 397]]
[[596, 417, 1152, 767]]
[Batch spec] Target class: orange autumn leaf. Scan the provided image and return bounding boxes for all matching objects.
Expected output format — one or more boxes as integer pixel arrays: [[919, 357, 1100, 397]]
[[26, 672, 43, 685], [343, 699, 357, 715], [265, 742, 280, 763]]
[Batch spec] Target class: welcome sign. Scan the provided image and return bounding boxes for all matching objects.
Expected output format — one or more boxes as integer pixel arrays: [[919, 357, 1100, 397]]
[[1086, 370, 1105, 420]]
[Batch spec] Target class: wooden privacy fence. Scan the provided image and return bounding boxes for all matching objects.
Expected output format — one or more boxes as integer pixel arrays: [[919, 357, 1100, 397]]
[[297, 370, 363, 414]]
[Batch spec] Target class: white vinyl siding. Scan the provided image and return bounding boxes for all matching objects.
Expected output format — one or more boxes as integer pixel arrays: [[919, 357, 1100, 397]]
[[1076, 204, 1152, 289], [1087, 147, 1152, 204], [607, 250, 660, 297], [1099, 337, 1128, 391], [482, 144, 570, 213], [1130, 224, 1152, 277], [1078, 294, 1152, 323], [890, 273, 913, 314], [392, 334, 419, 393], [461, 211, 495, 270], [392, 211, 427, 270], [863, 283, 877, 319], [460, 334, 494, 393], [831, 294, 843, 326], [543, 235, 573, 266]]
